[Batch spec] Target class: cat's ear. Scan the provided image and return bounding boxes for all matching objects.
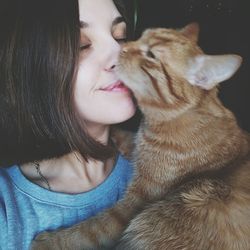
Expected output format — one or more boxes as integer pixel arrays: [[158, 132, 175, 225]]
[[180, 23, 200, 43], [185, 54, 242, 90]]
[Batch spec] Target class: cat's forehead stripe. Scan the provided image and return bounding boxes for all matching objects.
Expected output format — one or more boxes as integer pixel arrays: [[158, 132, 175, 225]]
[[145, 33, 188, 47], [150, 39, 172, 48]]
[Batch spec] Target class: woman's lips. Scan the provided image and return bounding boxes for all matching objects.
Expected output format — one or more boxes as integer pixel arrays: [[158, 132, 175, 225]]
[[100, 81, 130, 93]]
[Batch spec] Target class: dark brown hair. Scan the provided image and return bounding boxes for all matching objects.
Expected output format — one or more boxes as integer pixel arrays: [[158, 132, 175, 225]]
[[0, 0, 130, 166], [114, 0, 134, 40]]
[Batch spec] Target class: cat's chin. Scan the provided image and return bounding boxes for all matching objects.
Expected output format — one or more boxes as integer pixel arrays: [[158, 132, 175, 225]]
[[115, 70, 138, 91]]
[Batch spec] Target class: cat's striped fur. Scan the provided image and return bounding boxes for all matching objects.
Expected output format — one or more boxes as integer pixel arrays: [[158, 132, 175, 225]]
[[32, 23, 250, 250]]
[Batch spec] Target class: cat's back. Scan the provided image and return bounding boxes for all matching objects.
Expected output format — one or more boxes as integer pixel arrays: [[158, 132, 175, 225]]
[[118, 134, 250, 250], [168, 155, 250, 250]]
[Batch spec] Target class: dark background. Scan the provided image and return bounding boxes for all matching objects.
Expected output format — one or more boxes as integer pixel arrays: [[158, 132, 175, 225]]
[[124, 0, 250, 132]]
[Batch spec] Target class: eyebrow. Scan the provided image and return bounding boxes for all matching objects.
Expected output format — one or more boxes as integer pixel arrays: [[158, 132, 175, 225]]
[[80, 16, 126, 28]]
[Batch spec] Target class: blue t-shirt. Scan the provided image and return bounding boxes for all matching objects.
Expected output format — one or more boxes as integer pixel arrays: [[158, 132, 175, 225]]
[[0, 154, 133, 250]]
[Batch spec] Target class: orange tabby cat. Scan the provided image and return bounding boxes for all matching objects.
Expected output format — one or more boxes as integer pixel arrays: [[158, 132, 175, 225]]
[[32, 23, 250, 250]]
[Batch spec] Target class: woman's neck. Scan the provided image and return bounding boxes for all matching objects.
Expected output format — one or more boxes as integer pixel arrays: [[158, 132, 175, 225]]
[[85, 122, 110, 143], [20, 125, 116, 194]]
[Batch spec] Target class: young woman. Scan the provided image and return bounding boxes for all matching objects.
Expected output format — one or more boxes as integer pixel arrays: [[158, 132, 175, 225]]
[[0, 0, 136, 249]]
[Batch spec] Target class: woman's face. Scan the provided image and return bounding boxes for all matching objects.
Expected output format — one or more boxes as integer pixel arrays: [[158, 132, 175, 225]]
[[75, 0, 136, 129]]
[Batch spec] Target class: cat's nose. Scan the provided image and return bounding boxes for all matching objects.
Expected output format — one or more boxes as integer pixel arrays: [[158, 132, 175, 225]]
[[121, 46, 128, 53]]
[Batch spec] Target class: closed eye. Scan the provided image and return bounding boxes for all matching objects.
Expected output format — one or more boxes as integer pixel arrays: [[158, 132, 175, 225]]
[[146, 50, 156, 59], [80, 44, 91, 51], [115, 38, 127, 43]]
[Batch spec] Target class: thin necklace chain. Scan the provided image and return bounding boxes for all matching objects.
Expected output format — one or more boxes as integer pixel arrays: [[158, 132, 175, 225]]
[[33, 149, 118, 192], [34, 161, 52, 191]]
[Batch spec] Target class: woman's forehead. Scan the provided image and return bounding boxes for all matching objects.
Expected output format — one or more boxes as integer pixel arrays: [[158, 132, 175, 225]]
[[78, 0, 121, 25]]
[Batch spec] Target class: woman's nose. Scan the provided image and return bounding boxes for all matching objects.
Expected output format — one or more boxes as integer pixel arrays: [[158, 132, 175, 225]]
[[103, 39, 121, 72], [104, 64, 116, 72]]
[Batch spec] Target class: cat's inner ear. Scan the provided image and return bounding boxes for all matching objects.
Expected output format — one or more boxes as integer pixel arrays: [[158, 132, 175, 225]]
[[180, 23, 200, 43], [185, 54, 242, 90]]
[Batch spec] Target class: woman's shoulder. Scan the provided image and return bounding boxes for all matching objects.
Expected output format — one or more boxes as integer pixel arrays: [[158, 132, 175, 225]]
[[112, 154, 134, 197], [0, 198, 7, 249], [0, 167, 13, 245], [0, 166, 14, 185], [115, 154, 134, 179], [0, 166, 19, 202]]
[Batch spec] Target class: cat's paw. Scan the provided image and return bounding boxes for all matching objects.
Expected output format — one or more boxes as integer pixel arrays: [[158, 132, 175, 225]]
[[31, 225, 100, 250], [31, 231, 64, 250]]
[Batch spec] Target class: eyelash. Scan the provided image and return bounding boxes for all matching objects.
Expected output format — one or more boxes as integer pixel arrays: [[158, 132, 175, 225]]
[[146, 50, 156, 59], [79, 37, 127, 52], [115, 38, 127, 43], [79, 44, 91, 51]]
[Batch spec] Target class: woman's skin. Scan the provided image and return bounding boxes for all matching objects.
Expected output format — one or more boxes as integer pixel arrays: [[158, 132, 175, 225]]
[[20, 0, 136, 194]]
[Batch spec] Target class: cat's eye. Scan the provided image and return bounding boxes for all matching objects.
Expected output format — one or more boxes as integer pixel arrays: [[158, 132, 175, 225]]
[[146, 50, 156, 59]]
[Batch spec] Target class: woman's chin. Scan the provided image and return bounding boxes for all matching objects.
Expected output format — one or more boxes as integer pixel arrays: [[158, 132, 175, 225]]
[[109, 103, 136, 124]]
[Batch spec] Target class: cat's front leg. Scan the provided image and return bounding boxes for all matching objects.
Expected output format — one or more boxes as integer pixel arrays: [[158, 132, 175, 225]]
[[31, 230, 71, 250], [31, 180, 145, 250], [31, 214, 118, 250]]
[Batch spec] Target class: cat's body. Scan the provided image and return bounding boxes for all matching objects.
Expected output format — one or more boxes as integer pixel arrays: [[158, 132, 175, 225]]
[[32, 23, 250, 250], [116, 106, 250, 250]]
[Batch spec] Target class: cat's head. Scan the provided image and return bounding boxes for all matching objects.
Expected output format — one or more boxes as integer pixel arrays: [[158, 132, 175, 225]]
[[116, 23, 242, 114]]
